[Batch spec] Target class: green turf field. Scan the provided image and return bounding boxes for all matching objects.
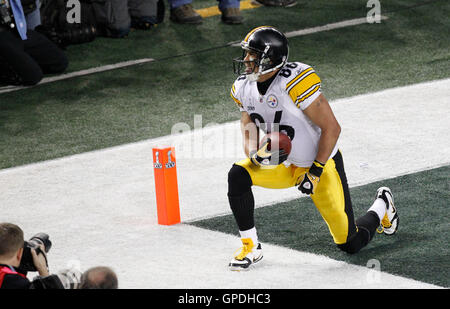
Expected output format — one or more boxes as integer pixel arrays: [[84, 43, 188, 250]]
[[1, 0, 449, 169], [0, 0, 448, 288], [191, 165, 450, 287]]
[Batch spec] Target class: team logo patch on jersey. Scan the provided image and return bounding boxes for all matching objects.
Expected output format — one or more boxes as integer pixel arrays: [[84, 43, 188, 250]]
[[267, 95, 278, 108]]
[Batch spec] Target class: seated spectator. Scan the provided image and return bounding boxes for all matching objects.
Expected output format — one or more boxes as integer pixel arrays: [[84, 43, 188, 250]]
[[0, 0, 68, 86], [80, 266, 119, 289]]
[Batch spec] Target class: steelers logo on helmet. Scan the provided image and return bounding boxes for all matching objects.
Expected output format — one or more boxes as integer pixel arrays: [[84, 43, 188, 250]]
[[233, 26, 289, 81]]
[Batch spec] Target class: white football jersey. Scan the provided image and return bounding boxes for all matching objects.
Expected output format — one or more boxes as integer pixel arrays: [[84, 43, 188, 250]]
[[230, 61, 339, 167]]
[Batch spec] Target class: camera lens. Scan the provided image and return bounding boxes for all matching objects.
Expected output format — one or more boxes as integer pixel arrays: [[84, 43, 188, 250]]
[[29, 233, 52, 253]]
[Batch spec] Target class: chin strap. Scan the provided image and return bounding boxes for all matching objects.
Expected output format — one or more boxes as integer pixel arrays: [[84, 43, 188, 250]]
[[247, 62, 285, 82]]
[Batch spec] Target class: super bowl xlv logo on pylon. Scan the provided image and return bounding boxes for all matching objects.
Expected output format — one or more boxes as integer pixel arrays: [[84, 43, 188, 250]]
[[165, 150, 176, 168], [154, 151, 163, 169]]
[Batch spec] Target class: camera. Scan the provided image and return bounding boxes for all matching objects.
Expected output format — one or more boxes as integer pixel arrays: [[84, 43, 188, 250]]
[[36, 24, 97, 48], [59, 24, 97, 46], [18, 233, 52, 273]]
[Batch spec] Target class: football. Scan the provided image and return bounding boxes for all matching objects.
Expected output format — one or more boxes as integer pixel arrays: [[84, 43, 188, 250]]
[[260, 131, 292, 163]]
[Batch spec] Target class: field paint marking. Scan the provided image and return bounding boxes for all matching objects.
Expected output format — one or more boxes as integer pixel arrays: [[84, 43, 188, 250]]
[[0, 58, 154, 94], [0, 15, 387, 94], [286, 15, 388, 37], [228, 15, 389, 46], [196, 0, 261, 18]]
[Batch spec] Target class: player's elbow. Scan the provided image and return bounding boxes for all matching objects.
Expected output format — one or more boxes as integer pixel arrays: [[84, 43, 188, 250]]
[[324, 121, 341, 140], [334, 122, 341, 139]]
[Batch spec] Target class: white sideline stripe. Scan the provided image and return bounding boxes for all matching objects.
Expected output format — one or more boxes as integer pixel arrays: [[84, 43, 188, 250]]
[[0, 58, 154, 94], [285, 16, 388, 38], [1, 79, 448, 288], [0, 16, 387, 94], [229, 16, 389, 46]]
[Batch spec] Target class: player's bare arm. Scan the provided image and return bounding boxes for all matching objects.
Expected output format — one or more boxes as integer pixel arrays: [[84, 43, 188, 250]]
[[303, 93, 341, 164], [240, 111, 259, 157]]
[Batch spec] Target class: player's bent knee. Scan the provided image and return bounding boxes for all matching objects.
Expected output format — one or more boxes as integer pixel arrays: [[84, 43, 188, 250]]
[[336, 228, 370, 254], [337, 241, 361, 254], [228, 164, 252, 196]]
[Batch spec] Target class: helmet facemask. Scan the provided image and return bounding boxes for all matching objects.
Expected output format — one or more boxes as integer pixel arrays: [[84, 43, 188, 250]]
[[233, 41, 287, 82], [233, 48, 262, 82]]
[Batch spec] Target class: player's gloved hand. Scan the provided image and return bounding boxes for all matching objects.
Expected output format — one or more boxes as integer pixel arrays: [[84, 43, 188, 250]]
[[249, 139, 288, 166], [298, 160, 325, 195]]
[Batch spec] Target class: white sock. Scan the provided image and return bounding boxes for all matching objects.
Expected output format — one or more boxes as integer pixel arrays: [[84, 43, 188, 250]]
[[368, 198, 387, 222], [239, 227, 258, 245]]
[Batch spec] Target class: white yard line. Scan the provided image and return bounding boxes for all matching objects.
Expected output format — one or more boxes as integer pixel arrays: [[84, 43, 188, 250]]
[[0, 79, 448, 288], [0, 16, 387, 94], [0, 58, 154, 94], [285, 16, 389, 38], [228, 16, 388, 46]]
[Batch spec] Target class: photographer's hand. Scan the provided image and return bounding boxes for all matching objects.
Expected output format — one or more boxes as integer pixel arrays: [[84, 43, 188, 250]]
[[31, 245, 49, 277]]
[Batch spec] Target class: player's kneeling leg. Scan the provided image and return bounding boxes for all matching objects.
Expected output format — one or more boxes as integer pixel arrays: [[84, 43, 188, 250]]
[[228, 164, 254, 231], [337, 211, 379, 254], [337, 232, 369, 254]]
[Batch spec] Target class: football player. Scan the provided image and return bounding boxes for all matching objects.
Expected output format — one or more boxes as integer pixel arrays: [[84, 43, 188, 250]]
[[228, 26, 399, 271]]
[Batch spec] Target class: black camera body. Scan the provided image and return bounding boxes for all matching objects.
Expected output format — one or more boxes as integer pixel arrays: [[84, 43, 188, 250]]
[[36, 23, 97, 48], [36, 0, 97, 48], [18, 233, 52, 273]]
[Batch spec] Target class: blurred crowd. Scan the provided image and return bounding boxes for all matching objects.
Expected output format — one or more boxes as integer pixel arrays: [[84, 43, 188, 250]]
[[0, 0, 297, 87]]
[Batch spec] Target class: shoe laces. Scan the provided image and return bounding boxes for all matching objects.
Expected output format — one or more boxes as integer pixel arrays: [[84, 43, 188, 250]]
[[377, 213, 392, 233], [234, 239, 254, 260], [381, 214, 392, 228]]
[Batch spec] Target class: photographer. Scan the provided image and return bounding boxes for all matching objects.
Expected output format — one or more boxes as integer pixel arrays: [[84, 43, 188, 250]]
[[0, 223, 49, 289], [0, 222, 81, 289], [0, 0, 68, 86]]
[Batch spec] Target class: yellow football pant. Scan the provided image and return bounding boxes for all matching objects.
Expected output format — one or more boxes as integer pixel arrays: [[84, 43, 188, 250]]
[[235, 150, 356, 244]]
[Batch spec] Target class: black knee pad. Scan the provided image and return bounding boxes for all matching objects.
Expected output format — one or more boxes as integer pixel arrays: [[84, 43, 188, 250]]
[[337, 227, 371, 254], [228, 164, 252, 196], [338, 211, 380, 254]]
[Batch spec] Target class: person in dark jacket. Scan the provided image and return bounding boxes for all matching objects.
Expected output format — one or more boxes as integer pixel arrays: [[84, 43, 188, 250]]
[[0, 0, 68, 86], [0, 223, 49, 289]]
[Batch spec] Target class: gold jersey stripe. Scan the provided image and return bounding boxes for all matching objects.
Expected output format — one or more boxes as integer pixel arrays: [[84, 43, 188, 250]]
[[295, 83, 321, 105], [231, 84, 237, 96], [286, 70, 316, 94], [286, 67, 314, 90], [288, 72, 321, 101], [295, 84, 321, 108], [230, 92, 243, 108]]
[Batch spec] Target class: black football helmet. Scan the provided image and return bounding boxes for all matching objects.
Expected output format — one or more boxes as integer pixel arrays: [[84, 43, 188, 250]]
[[233, 26, 289, 81]]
